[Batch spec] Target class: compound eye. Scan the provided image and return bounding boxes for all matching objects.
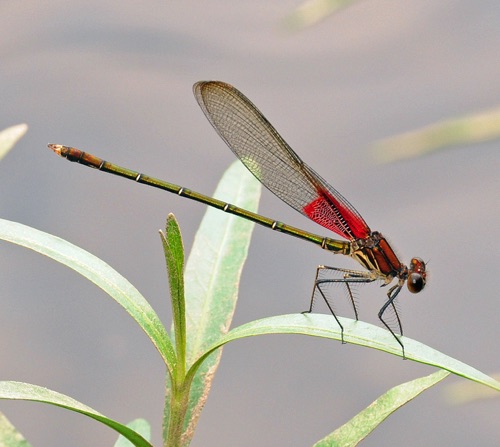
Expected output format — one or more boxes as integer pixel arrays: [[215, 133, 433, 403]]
[[407, 273, 425, 293]]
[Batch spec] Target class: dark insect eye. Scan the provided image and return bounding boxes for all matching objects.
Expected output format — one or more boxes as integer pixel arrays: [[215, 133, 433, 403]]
[[407, 273, 425, 293]]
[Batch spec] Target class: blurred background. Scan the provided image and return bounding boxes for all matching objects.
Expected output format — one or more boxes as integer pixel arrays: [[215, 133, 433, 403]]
[[1, 1, 499, 446]]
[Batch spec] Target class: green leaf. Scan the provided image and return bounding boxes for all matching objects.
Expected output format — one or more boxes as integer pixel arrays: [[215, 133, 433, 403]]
[[188, 313, 500, 392], [160, 215, 188, 447], [444, 373, 500, 404], [0, 412, 32, 447], [283, 0, 360, 31], [373, 106, 500, 163], [0, 218, 176, 373], [167, 160, 260, 445], [114, 419, 151, 447], [313, 370, 450, 447], [0, 124, 28, 162], [0, 382, 152, 447], [160, 214, 186, 377], [184, 160, 261, 363]]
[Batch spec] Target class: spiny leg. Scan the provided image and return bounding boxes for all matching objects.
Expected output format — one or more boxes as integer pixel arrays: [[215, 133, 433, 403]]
[[305, 265, 375, 344], [378, 284, 406, 358]]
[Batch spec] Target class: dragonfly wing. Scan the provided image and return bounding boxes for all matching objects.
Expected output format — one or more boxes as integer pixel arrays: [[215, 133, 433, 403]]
[[194, 81, 370, 240]]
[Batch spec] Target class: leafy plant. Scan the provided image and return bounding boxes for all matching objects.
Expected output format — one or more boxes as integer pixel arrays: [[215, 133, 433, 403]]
[[0, 161, 498, 446]]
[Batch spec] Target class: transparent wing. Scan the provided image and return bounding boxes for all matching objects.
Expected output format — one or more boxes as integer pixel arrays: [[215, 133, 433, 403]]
[[194, 81, 370, 240]]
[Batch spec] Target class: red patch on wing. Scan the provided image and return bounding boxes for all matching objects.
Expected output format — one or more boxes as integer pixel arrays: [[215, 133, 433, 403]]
[[303, 192, 370, 240]]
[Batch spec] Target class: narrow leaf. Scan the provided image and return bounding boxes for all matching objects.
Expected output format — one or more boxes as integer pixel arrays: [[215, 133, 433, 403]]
[[184, 160, 260, 362], [373, 106, 500, 163], [313, 370, 450, 447], [0, 218, 176, 372], [114, 419, 151, 447], [0, 412, 32, 447], [284, 0, 360, 31], [444, 374, 500, 404], [188, 313, 500, 392], [0, 124, 28, 161], [168, 161, 260, 445], [0, 382, 153, 447], [160, 214, 186, 375]]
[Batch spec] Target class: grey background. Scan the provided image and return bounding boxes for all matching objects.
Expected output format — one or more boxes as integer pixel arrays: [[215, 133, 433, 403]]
[[1, 1, 499, 446]]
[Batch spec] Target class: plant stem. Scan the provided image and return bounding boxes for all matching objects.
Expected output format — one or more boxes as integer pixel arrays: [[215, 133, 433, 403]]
[[165, 378, 191, 447]]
